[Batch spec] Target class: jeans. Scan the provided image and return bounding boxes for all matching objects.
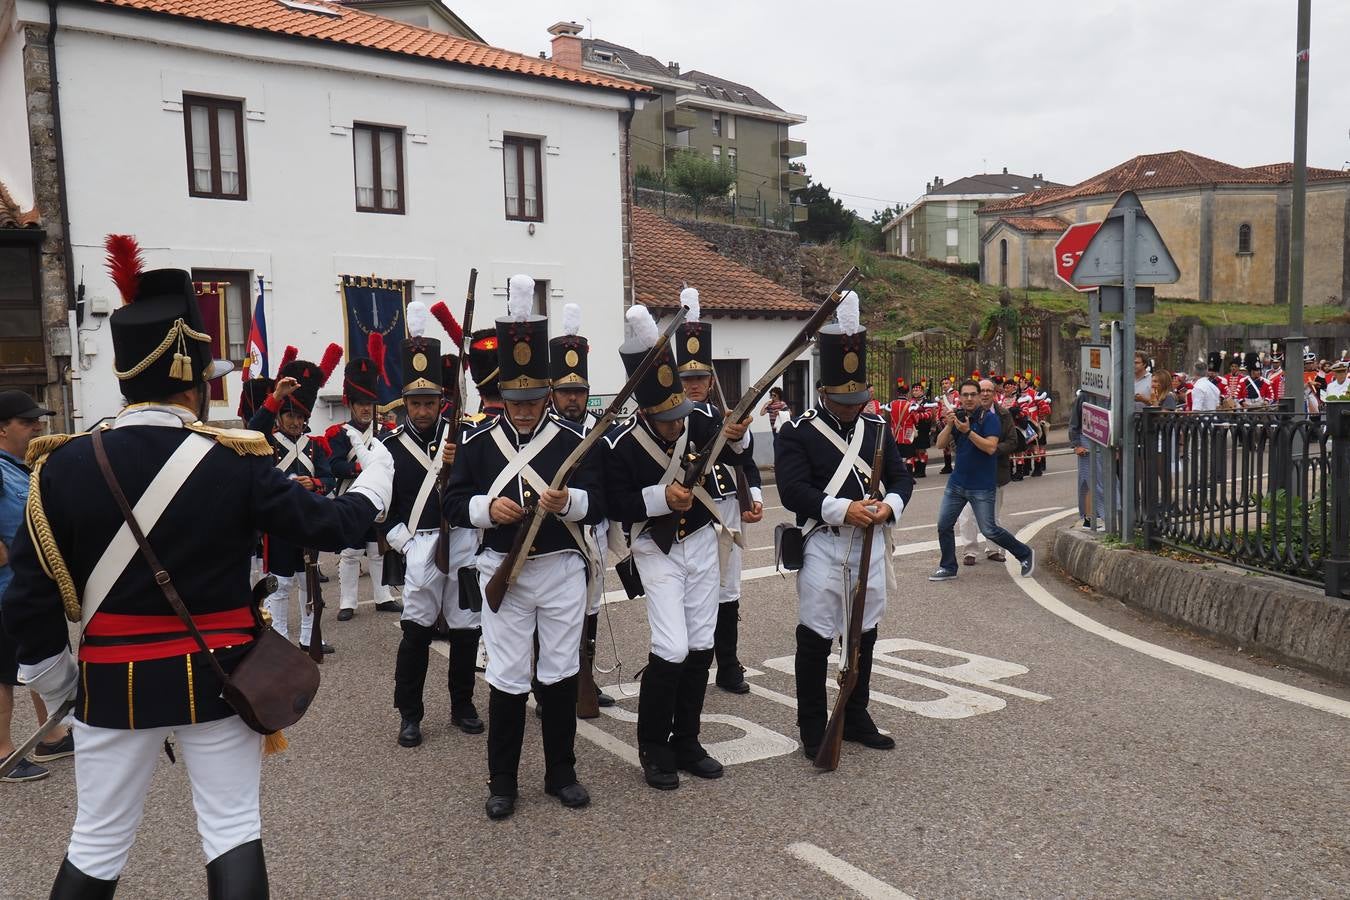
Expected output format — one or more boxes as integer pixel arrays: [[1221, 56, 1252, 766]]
[[936, 484, 1031, 573]]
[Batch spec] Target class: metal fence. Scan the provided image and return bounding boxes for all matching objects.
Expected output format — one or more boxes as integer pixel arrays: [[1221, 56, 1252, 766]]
[[1135, 404, 1350, 597]]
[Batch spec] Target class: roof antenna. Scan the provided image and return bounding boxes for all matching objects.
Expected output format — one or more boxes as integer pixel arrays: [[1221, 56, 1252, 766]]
[[586, 16, 592, 38]]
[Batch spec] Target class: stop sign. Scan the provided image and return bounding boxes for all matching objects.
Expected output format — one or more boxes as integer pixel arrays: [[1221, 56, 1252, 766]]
[[1054, 222, 1102, 291]]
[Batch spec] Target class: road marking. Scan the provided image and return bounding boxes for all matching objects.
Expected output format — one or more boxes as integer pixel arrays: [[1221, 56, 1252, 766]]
[[1009, 511, 1350, 721], [786, 842, 918, 900]]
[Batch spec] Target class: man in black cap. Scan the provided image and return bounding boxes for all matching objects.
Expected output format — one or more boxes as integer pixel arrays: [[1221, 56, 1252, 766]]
[[601, 304, 752, 792], [446, 275, 605, 820], [249, 347, 341, 654], [0, 390, 72, 784], [1, 234, 392, 896], [327, 341, 402, 620], [775, 290, 913, 760], [381, 302, 483, 750], [670, 288, 763, 697], [468, 328, 506, 419]]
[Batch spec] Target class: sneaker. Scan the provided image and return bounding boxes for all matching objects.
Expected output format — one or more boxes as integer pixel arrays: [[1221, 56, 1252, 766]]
[[32, 732, 74, 763], [1082, 518, 1092, 529], [1020, 549, 1036, 578], [962, 554, 977, 566], [1, 757, 50, 783], [928, 568, 958, 582]]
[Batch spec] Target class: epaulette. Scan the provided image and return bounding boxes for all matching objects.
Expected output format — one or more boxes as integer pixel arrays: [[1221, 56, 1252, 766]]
[[601, 415, 638, 448], [380, 424, 404, 442], [461, 411, 490, 424], [459, 415, 500, 445], [546, 411, 586, 437], [185, 422, 274, 456], [24, 431, 88, 467], [861, 411, 886, 424], [779, 408, 815, 431]]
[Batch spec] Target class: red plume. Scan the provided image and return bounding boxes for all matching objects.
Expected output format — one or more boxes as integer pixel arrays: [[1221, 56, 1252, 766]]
[[367, 332, 389, 385], [278, 345, 299, 372], [429, 301, 463, 346], [104, 234, 144, 304], [318, 343, 344, 385]]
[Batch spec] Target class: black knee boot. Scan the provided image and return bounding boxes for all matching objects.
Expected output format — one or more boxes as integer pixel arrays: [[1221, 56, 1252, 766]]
[[394, 621, 434, 746], [795, 624, 832, 760], [672, 648, 723, 778], [447, 628, 484, 734], [914, 459, 927, 478], [486, 686, 528, 819], [636, 653, 682, 790], [49, 858, 118, 900], [713, 602, 749, 694], [844, 628, 895, 750], [538, 675, 590, 808], [206, 840, 269, 900]]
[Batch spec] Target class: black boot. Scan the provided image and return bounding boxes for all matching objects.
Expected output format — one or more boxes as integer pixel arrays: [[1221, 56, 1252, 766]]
[[206, 839, 269, 900], [448, 628, 484, 734], [672, 648, 723, 779], [843, 628, 895, 750], [636, 653, 682, 790], [393, 621, 433, 747], [538, 675, 590, 808], [713, 602, 749, 694], [939, 452, 953, 474], [913, 459, 927, 478], [486, 686, 528, 819], [49, 858, 118, 899], [1032, 457, 1045, 476], [794, 624, 832, 760]]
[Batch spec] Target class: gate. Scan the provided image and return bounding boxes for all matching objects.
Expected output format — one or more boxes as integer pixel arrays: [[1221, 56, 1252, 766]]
[[1012, 315, 1049, 387], [897, 337, 976, 394]]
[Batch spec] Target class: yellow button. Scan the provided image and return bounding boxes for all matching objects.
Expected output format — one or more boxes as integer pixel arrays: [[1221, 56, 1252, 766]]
[[679, 517, 686, 524], [530, 546, 538, 554]]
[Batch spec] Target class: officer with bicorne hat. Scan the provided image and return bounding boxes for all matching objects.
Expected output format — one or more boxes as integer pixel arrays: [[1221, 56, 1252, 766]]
[[1, 235, 392, 896]]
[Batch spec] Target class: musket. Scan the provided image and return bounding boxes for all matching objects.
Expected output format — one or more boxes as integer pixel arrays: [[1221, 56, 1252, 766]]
[[647, 266, 861, 554], [483, 306, 689, 613], [305, 547, 325, 664], [436, 268, 477, 574], [813, 426, 887, 772], [576, 623, 601, 719]]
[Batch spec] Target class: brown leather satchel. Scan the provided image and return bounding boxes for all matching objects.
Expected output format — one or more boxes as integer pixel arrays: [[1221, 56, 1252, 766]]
[[92, 429, 319, 734]]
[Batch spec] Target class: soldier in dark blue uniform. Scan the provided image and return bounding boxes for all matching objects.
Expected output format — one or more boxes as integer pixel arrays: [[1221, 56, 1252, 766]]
[[774, 291, 913, 760], [0, 236, 393, 897], [601, 305, 751, 792], [249, 347, 341, 654], [445, 276, 605, 821]]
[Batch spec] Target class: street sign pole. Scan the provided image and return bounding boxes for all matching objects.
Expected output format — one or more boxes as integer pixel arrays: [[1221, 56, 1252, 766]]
[[1088, 288, 1102, 530], [1121, 206, 1137, 542]]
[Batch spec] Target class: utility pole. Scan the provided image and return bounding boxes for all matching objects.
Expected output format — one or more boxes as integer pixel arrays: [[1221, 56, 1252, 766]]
[[1287, 0, 1310, 415]]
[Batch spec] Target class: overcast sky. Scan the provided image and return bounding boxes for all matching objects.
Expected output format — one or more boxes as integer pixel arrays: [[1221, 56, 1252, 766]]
[[463, 1, 1350, 219]]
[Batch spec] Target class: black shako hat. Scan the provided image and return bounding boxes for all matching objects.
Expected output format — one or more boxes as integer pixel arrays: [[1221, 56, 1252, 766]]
[[495, 275, 550, 402], [549, 302, 589, 390], [468, 329, 500, 396], [238, 377, 274, 421], [278, 343, 341, 418], [675, 287, 713, 379], [620, 304, 691, 422], [817, 290, 870, 405], [344, 332, 386, 404], [399, 301, 442, 398], [1206, 351, 1225, 372], [105, 235, 233, 401]]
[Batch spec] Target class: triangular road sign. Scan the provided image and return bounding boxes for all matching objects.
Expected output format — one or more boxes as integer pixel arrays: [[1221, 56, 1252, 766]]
[[1070, 191, 1180, 286]]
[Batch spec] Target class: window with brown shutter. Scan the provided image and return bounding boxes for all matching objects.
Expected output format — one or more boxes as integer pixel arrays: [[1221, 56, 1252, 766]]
[[503, 136, 543, 222], [183, 94, 247, 200], [353, 124, 406, 214]]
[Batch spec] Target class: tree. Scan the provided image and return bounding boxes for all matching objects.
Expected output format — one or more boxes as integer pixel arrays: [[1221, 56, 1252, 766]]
[[667, 151, 735, 219], [792, 178, 855, 244]]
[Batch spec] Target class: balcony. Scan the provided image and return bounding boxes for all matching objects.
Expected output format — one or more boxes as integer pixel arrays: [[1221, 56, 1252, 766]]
[[780, 138, 807, 158], [664, 108, 698, 131], [792, 203, 809, 223], [781, 170, 807, 192]]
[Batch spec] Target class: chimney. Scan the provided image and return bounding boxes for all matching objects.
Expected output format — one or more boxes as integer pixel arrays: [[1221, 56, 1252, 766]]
[[547, 21, 584, 69], [1002, 166, 1008, 175], [668, 61, 680, 76], [925, 182, 932, 193]]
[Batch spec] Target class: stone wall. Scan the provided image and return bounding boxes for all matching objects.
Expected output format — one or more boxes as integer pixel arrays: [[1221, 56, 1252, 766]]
[[666, 218, 802, 290]]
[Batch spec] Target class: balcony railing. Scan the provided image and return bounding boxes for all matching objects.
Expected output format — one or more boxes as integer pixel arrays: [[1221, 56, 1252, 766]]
[[780, 138, 807, 158]]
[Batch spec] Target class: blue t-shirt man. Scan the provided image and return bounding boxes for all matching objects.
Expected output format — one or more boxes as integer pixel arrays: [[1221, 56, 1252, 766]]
[[0, 448, 28, 599], [948, 407, 1001, 492]]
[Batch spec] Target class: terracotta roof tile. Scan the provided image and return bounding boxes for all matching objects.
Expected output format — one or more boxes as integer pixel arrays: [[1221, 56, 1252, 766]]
[[92, 0, 650, 94], [0, 180, 40, 229], [997, 215, 1070, 233], [631, 207, 814, 318], [982, 150, 1350, 214]]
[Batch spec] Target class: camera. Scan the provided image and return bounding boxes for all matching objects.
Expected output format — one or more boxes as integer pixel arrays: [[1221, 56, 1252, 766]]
[[954, 408, 968, 424]]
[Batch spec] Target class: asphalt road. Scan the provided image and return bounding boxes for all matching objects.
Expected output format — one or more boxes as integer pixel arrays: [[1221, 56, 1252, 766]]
[[4, 455, 1348, 899]]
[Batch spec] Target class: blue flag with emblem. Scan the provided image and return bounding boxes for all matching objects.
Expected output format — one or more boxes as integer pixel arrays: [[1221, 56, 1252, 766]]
[[341, 275, 410, 407]]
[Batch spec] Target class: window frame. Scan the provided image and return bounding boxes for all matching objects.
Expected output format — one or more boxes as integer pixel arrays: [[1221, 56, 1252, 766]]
[[190, 268, 253, 367], [1237, 222, 1253, 255], [182, 94, 248, 201], [352, 123, 406, 215], [0, 235, 45, 376], [502, 135, 544, 223]]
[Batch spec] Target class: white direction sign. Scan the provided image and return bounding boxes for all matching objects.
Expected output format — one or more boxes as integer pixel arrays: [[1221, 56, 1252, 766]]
[[1080, 343, 1112, 400]]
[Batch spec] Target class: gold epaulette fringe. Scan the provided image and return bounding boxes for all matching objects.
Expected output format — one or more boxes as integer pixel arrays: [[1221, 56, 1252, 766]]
[[24, 432, 80, 467], [186, 422, 274, 456], [24, 434, 87, 622]]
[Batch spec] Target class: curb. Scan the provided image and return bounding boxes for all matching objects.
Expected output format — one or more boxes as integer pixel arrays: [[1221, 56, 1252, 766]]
[[1051, 528, 1350, 682]]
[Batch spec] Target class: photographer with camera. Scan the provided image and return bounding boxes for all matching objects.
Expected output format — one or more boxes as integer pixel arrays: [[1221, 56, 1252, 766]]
[[929, 381, 1035, 581]]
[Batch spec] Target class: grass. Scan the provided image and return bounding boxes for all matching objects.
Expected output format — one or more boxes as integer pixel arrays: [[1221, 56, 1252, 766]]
[[802, 242, 1348, 340]]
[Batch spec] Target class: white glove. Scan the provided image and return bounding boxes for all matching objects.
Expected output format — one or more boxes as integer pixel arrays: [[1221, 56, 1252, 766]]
[[19, 651, 78, 712], [345, 426, 394, 515], [385, 522, 413, 554]]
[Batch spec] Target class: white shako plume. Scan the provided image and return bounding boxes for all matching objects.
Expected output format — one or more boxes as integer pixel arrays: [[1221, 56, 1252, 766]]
[[625, 304, 660, 350], [507, 274, 535, 321], [406, 300, 429, 339], [562, 302, 583, 336], [680, 285, 700, 323], [837, 290, 861, 336]]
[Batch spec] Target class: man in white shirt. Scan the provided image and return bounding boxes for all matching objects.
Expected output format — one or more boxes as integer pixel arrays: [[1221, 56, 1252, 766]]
[[1326, 359, 1349, 400], [1189, 353, 1224, 412]]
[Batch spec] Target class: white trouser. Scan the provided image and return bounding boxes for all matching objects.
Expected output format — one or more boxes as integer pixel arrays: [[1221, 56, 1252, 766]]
[[67, 716, 262, 880], [957, 489, 1006, 556], [797, 526, 888, 641], [477, 550, 586, 694], [401, 529, 481, 630], [632, 525, 719, 663], [715, 496, 743, 605], [338, 542, 390, 611], [265, 574, 313, 645]]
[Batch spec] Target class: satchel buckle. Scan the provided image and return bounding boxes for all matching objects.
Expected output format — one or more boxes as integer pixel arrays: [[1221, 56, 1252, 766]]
[[155, 570, 172, 586]]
